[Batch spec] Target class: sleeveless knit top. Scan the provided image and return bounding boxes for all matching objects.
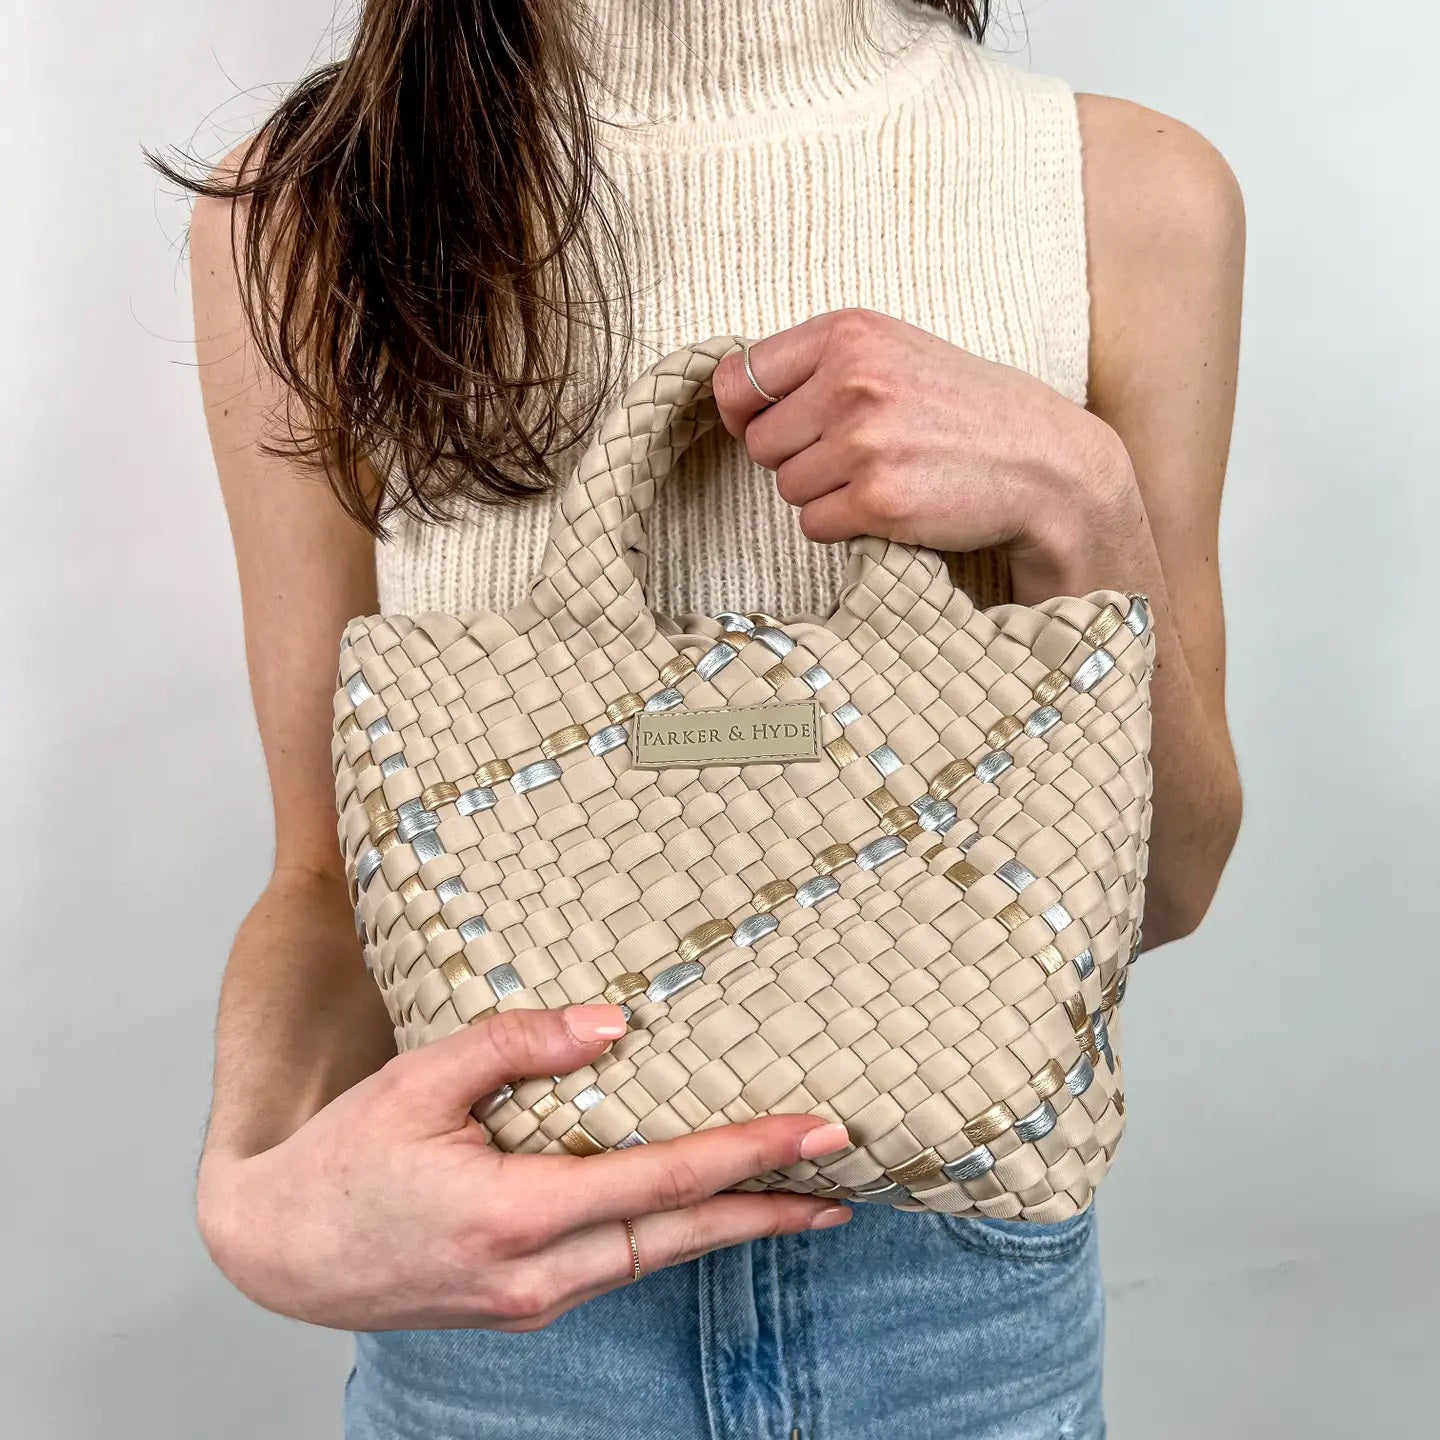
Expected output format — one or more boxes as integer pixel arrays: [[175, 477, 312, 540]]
[[374, 0, 1089, 622]]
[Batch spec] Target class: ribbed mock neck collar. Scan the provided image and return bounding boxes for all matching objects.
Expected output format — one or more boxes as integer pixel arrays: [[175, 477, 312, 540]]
[[575, 0, 945, 139]]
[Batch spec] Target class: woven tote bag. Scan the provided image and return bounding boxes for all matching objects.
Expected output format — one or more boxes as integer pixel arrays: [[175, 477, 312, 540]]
[[332, 335, 1154, 1221]]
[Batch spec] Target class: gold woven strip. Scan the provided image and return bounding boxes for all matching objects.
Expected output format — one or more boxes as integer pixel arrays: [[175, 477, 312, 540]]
[[559, 1125, 606, 1157], [474, 759, 514, 787], [964, 1103, 1014, 1145], [678, 918, 735, 963], [814, 843, 856, 875], [421, 781, 460, 810], [398, 875, 425, 904], [753, 880, 797, 912], [1084, 606, 1125, 648], [887, 1148, 946, 1186], [532, 1092, 561, 1121], [1034, 669, 1069, 705], [439, 956, 474, 991], [825, 737, 860, 767], [419, 914, 446, 942], [930, 759, 975, 800], [606, 693, 644, 723], [986, 716, 1023, 749], [541, 725, 591, 759], [659, 656, 696, 686], [603, 972, 649, 1005], [1030, 1059, 1067, 1100]]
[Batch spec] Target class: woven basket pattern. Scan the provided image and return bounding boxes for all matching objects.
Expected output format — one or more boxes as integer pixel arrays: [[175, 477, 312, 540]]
[[332, 336, 1154, 1220]]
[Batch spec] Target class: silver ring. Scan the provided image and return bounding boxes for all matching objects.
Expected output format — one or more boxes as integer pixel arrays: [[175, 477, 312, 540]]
[[741, 341, 783, 406]]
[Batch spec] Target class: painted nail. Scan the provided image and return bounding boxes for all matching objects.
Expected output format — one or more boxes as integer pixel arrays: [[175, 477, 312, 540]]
[[810, 1205, 852, 1230], [798, 1121, 851, 1160], [563, 1004, 628, 1042]]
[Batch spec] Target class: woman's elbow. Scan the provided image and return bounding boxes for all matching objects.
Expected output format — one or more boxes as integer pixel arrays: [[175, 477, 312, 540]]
[[1145, 774, 1243, 948]]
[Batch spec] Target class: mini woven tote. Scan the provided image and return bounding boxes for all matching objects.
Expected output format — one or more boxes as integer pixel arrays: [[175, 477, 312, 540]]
[[332, 335, 1154, 1221]]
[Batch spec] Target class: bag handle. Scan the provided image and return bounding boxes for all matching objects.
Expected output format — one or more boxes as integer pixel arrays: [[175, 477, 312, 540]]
[[527, 334, 957, 647]]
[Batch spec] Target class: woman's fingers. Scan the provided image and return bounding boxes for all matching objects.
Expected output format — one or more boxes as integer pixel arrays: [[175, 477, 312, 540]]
[[539, 1114, 852, 1232], [380, 1004, 628, 1132], [553, 1191, 853, 1303]]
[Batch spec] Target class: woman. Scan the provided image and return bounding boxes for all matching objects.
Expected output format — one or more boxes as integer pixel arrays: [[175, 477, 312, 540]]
[[168, 1, 1242, 1435]]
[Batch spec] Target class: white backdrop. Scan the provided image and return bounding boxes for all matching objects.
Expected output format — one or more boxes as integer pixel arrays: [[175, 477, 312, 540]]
[[3, 2, 1435, 1435]]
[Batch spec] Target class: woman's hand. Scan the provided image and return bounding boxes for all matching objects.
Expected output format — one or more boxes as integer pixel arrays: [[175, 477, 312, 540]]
[[712, 308, 1146, 592], [196, 1004, 852, 1333]]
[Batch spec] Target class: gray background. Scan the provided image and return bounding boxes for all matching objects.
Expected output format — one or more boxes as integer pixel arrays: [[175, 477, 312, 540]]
[[3, 1, 1435, 1435]]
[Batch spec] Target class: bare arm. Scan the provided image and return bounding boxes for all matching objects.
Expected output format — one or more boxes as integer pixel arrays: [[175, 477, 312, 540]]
[[188, 171, 394, 1169], [1067, 94, 1245, 945]]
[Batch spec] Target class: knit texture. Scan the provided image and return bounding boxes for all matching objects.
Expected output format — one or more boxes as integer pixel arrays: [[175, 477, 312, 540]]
[[374, 0, 1089, 624]]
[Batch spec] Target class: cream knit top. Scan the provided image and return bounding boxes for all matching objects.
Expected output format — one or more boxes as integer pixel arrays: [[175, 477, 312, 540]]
[[375, 0, 1089, 622]]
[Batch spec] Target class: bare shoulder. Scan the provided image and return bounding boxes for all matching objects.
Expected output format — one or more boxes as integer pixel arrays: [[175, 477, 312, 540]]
[[1075, 94, 1244, 286]]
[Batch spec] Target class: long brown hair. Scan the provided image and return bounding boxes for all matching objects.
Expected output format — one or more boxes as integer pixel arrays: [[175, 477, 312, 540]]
[[150, 1, 991, 538]]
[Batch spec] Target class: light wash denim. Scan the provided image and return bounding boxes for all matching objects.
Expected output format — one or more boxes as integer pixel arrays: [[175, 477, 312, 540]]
[[344, 1200, 1104, 1439]]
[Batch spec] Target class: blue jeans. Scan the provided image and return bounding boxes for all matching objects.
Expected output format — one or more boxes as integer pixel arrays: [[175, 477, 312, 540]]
[[345, 1201, 1105, 1439]]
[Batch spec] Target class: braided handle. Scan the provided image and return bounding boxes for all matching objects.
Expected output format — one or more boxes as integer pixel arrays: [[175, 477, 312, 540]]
[[527, 334, 953, 645]]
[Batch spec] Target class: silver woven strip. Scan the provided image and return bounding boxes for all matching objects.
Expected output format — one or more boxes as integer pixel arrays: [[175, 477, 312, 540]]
[[855, 835, 906, 870], [942, 1145, 996, 1181], [647, 960, 705, 1004], [589, 724, 628, 756], [1013, 1101, 1059, 1143], [832, 701, 862, 727], [713, 612, 753, 634], [851, 1180, 912, 1204], [795, 874, 840, 907], [396, 809, 440, 843], [1072, 648, 1116, 694], [410, 830, 444, 863], [366, 717, 393, 741], [355, 847, 384, 891], [752, 626, 796, 656], [572, 1084, 606, 1113], [910, 795, 959, 833], [345, 672, 374, 706], [867, 745, 902, 778], [996, 859, 1036, 893], [1072, 947, 1095, 980], [473, 1084, 513, 1121], [974, 750, 1013, 784], [644, 687, 685, 712], [733, 913, 780, 947], [512, 759, 561, 794], [434, 875, 467, 903], [457, 916, 490, 942], [1124, 596, 1150, 635], [1065, 1054, 1095, 1096], [485, 963, 523, 1001], [614, 1130, 648, 1148], [353, 904, 365, 937], [380, 754, 408, 777], [695, 642, 738, 681], [397, 797, 425, 819], [1042, 902, 1073, 933], [455, 786, 497, 815], [1025, 706, 1061, 739], [801, 664, 832, 693]]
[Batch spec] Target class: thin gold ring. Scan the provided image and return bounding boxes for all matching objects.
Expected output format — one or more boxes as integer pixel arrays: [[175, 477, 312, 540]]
[[623, 1217, 642, 1282], [740, 341, 783, 406]]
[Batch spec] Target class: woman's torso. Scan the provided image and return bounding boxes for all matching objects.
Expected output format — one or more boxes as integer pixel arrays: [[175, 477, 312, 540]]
[[374, 0, 1090, 625]]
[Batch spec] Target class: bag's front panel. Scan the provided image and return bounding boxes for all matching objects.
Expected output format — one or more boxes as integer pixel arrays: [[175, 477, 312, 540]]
[[333, 569, 1152, 1221]]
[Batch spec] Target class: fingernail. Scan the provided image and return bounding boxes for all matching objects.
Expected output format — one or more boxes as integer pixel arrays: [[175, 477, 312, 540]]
[[810, 1205, 852, 1230], [798, 1121, 851, 1160], [563, 1004, 628, 1042]]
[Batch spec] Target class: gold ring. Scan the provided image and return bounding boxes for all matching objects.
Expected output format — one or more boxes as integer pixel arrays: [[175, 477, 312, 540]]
[[740, 341, 783, 406], [623, 1217, 642, 1282]]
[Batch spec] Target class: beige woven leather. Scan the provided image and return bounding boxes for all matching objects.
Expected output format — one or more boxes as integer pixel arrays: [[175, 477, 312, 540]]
[[332, 336, 1154, 1221]]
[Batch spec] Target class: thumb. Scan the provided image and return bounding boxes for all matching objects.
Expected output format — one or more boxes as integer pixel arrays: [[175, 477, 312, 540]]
[[390, 1004, 628, 1129]]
